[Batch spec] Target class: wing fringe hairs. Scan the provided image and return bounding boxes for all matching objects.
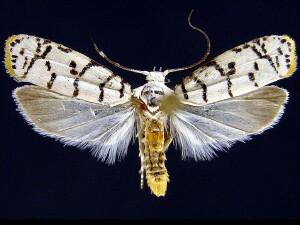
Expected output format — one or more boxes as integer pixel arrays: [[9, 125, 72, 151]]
[[170, 86, 288, 161], [13, 85, 136, 164]]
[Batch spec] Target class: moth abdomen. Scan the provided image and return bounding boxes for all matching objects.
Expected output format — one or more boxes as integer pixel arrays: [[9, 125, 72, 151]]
[[143, 118, 169, 197]]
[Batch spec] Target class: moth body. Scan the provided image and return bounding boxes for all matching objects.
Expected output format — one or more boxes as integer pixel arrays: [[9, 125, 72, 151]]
[[132, 75, 174, 196]]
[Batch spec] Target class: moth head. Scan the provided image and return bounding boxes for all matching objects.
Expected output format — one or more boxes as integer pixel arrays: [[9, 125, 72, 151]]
[[140, 84, 165, 108]]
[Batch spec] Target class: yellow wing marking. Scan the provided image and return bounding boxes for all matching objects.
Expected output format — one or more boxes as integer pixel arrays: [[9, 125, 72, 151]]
[[4, 35, 17, 76], [283, 35, 297, 77]]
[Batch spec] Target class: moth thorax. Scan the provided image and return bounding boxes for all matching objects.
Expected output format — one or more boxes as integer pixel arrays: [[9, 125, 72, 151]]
[[146, 72, 165, 82], [141, 84, 165, 109], [144, 119, 169, 197]]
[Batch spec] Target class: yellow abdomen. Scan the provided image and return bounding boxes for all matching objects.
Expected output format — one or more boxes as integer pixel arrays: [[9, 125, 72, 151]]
[[144, 119, 169, 197]]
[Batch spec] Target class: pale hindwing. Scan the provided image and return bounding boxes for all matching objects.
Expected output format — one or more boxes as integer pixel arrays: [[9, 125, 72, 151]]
[[5, 34, 131, 106], [170, 86, 288, 160], [13, 85, 136, 164], [175, 35, 296, 106]]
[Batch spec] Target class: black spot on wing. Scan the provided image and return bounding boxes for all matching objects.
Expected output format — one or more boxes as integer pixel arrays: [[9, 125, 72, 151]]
[[24, 45, 52, 77], [73, 78, 79, 97], [19, 48, 24, 55], [36, 42, 42, 53], [192, 76, 208, 102], [277, 47, 283, 55], [119, 80, 125, 98], [253, 38, 261, 46], [57, 45, 72, 53], [232, 48, 242, 53], [24, 57, 38, 77], [227, 62, 236, 76], [261, 43, 267, 54], [43, 39, 51, 45], [207, 60, 226, 76], [251, 45, 263, 58], [251, 45, 278, 73], [228, 62, 235, 69], [47, 73, 56, 89], [10, 38, 22, 49], [69, 60, 78, 75], [22, 56, 28, 69], [275, 56, 280, 67], [254, 62, 259, 71], [41, 45, 52, 59], [243, 43, 251, 49], [248, 72, 255, 81], [79, 60, 98, 77], [263, 54, 279, 73], [98, 83, 105, 102], [70, 69, 78, 75], [69, 60, 76, 68], [248, 72, 258, 87], [105, 74, 116, 84], [285, 54, 291, 66], [227, 76, 233, 97], [98, 74, 117, 102], [11, 55, 18, 65], [45, 61, 51, 71], [181, 82, 189, 100]]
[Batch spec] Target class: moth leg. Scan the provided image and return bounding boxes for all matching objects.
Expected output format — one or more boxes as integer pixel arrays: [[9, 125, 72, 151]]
[[139, 150, 145, 189], [136, 115, 146, 190], [163, 132, 173, 152]]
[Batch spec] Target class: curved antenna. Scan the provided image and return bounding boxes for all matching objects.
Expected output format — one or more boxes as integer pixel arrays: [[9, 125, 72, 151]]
[[164, 9, 211, 76], [92, 39, 149, 76]]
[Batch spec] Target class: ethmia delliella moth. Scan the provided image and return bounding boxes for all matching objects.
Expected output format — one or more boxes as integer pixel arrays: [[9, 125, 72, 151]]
[[4, 10, 297, 197]]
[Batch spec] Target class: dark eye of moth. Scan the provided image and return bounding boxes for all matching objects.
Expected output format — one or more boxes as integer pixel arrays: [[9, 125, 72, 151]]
[[154, 90, 164, 95]]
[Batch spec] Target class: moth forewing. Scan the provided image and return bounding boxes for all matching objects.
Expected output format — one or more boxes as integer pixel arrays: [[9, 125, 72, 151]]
[[175, 35, 296, 106], [5, 34, 131, 106]]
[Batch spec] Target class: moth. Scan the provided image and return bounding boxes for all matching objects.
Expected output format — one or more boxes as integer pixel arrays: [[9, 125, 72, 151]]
[[4, 11, 297, 197]]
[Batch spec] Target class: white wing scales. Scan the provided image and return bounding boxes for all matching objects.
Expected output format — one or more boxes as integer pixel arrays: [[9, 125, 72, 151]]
[[5, 34, 131, 106], [170, 86, 288, 160], [175, 35, 296, 106], [14, 86, 136, 164], [4, 34, 297, 164]]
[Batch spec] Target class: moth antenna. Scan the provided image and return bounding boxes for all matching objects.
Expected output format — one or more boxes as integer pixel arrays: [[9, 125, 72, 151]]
[[164, 9, 211, 76], [92, 39, 150, 76]]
